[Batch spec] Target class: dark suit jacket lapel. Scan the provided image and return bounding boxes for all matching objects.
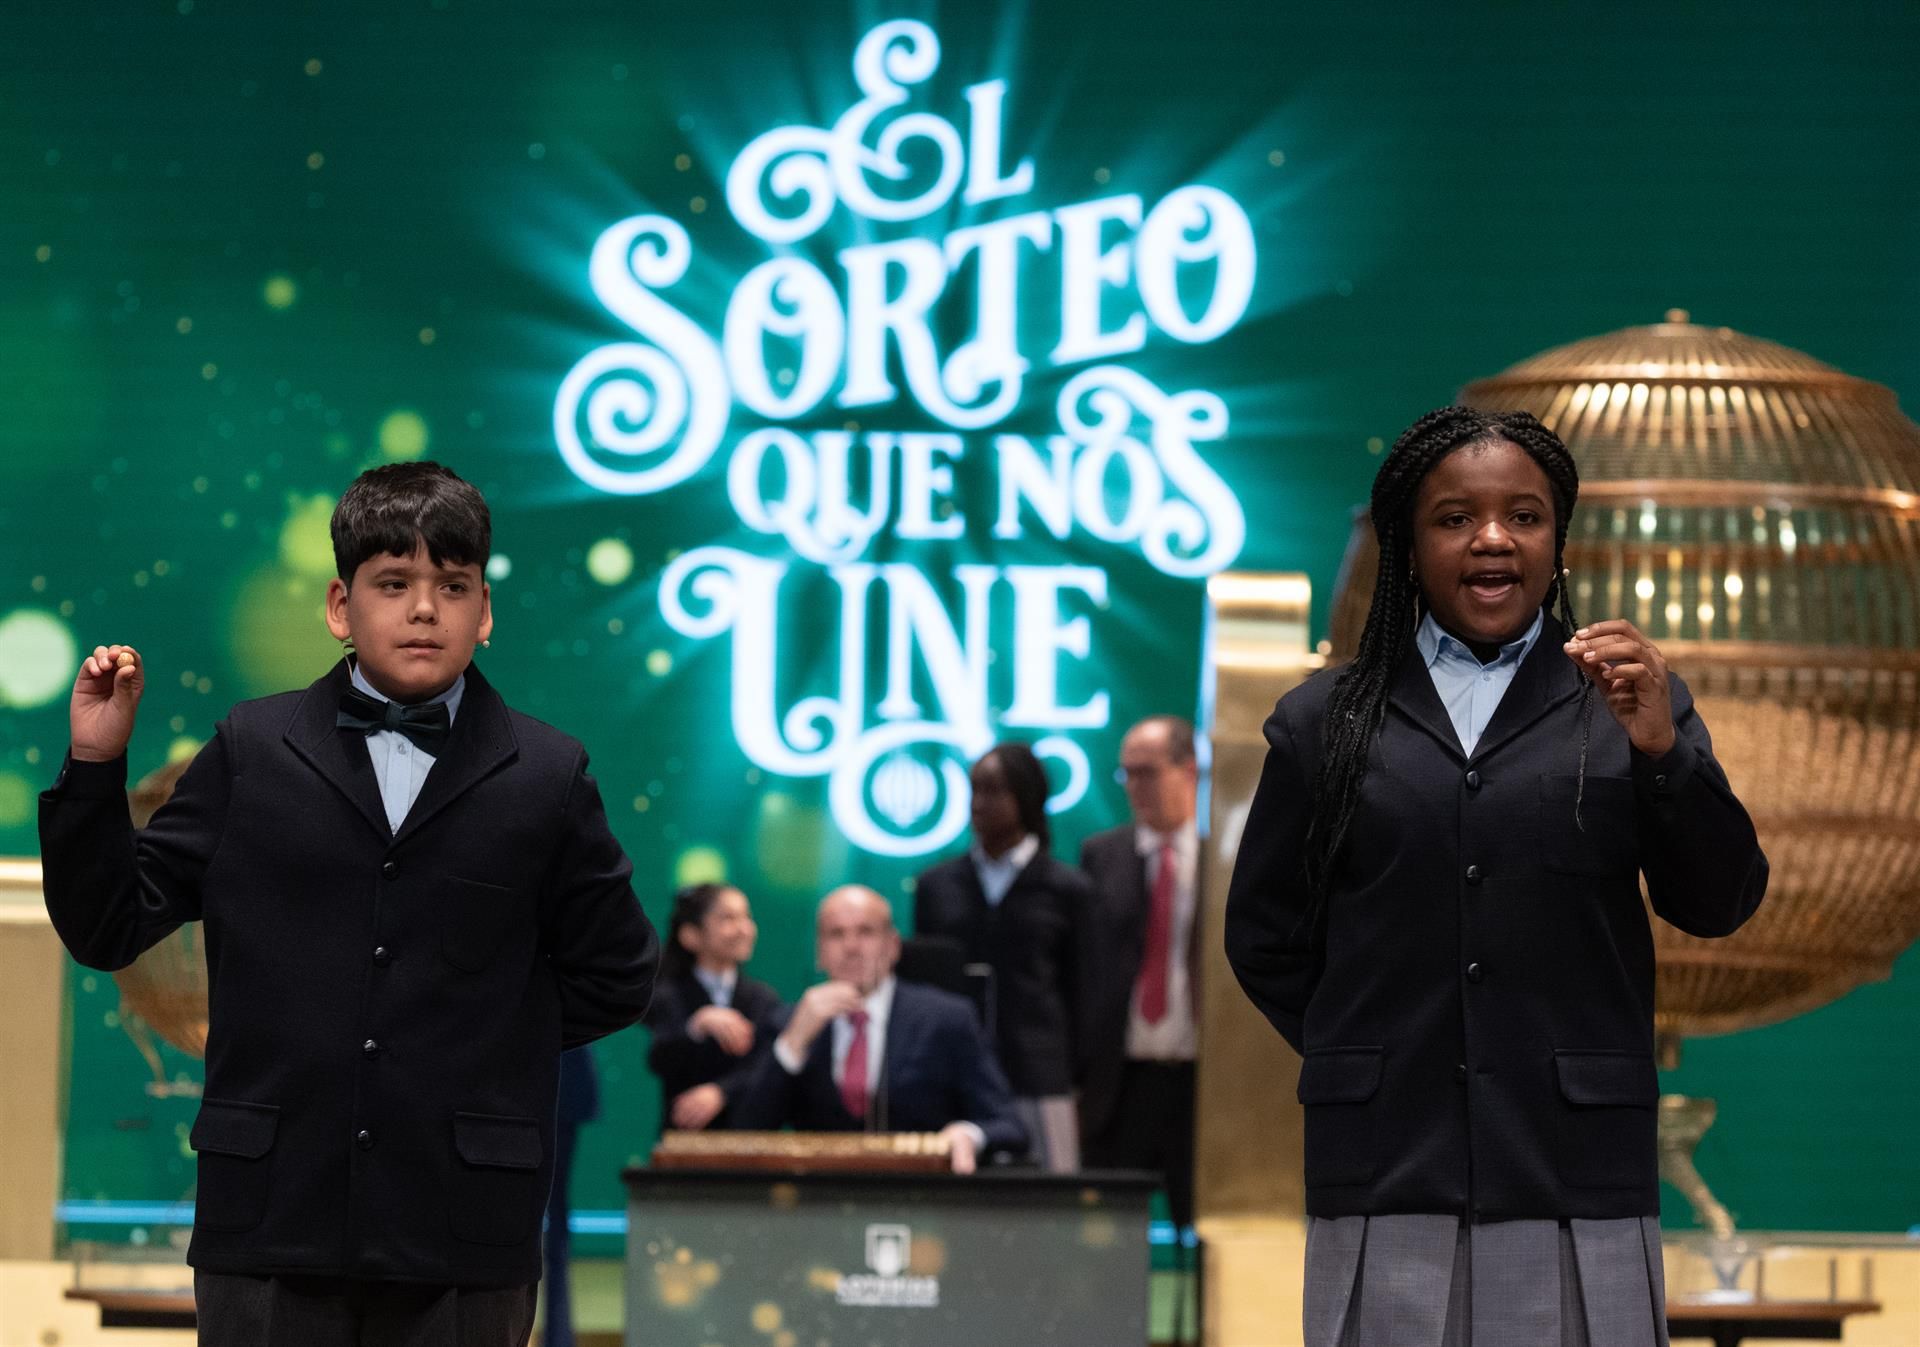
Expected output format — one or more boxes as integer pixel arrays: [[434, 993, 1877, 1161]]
[[283, 661, 392, 842], [678, 973, 715, 1013], [999, 853, 1044, 912], [1187, 841, 1206, 1001], [955, 858, 991, 935], [1114, 833, 1151, 969], [1469, 616, 1582, 764], [878, 981, 921, 1125], [1386, 638, 1468, 762], [393, 662, 519, 846], [880, 985, 905, 1091], [738, 977, 777, 1027], [801, 1031, 847, 1125]]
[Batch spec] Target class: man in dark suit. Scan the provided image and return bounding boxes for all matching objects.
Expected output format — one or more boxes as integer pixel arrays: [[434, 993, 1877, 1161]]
[[39, 463, 660, 1347], [1078, 715, 1201, 1230], [733, 886, 1025, 1169]]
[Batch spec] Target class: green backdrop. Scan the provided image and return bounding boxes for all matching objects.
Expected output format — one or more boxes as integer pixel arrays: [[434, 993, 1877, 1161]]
[[5, 0, 1918, 1246]]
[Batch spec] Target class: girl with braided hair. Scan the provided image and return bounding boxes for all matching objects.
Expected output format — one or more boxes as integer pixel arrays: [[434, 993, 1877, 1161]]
[[913, 742, 1095, 1173], [1226, 407, 1768, 1346]]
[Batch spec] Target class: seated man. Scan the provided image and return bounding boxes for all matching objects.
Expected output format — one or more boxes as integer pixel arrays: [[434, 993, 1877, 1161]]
[[733, 885, 1026, 1172]]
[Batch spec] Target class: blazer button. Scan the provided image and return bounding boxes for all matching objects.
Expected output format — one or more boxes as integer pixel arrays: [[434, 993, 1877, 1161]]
[[1464, 864, 1483, 885], [1653, 773, 1669, 789], [1454, 1063, 1468, 1083], [355, 1129, 375, 1150], [1464, 769, 1481, 790], [1466, 962, 1485, 984], [362, 1039, 381, 1058], [372, 946, 392, 966], [382, 861, 398, 880]]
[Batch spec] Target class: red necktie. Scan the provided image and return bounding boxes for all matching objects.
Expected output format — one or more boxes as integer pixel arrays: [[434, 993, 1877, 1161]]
[[840, 1010, 870, 1120], [1138, 845, 1176, 1024]]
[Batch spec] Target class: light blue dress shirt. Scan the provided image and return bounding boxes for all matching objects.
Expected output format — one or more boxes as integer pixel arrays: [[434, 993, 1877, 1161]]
[[970, 833, 1040, 906], [693, 966, 737, 1009], [1414, 609, 1543, 756], [347, 662, 465, 832]]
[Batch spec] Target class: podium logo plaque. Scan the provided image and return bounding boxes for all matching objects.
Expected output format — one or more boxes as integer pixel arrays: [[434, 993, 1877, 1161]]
[[836, 1223, 939, 1308]]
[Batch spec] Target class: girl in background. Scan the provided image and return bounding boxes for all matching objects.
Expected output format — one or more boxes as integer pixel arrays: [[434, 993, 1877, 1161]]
[[914, 742, 1093, 1172], [645, 883, 785, 1131]]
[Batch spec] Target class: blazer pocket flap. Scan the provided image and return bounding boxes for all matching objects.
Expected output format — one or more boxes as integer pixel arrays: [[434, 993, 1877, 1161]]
[[1554, 1050, 1656, 1107], [190, 1099, 280, 1159], [1296, 1047, 1384, 1105], [452, 1113, 543, 1170]]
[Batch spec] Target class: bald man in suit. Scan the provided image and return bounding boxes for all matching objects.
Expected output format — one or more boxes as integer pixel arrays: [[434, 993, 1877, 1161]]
[[733, 886, 1025, 1170]]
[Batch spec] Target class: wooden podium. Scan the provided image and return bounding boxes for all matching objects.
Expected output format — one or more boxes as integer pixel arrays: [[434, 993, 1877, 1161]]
[[649, 1130, 951, 1173]]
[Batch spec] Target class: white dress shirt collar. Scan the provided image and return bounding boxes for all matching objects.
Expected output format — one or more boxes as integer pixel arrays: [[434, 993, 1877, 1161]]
[[971, 832, 1041, 905], [1415, 607, 1542, 673], [1135, 815, 1198, 859], [858, 974, 897, 1025]]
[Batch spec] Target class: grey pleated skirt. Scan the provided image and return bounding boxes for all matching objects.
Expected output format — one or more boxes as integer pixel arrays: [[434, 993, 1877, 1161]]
[[1304, 1214, 1669, 1347]]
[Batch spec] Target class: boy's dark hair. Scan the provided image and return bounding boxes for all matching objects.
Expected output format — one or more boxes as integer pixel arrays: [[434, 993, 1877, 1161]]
[[331, 461, 491, 582], [1307, 406, 1587, 902], [979, 741, 1054, 853]]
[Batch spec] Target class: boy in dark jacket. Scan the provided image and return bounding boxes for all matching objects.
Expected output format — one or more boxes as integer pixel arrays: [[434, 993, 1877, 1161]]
[[40, 461, 659, 1347]]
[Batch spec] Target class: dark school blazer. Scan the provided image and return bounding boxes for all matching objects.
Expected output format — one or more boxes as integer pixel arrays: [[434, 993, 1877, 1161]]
[[730, 979, 1028, 1156], [911, 851, 1092, 1098], [643, 969, 786, 1130], [1076, 824, 1205, 1138], [1224, 614, 1767, 1223], [38, 660, 660, 1288]]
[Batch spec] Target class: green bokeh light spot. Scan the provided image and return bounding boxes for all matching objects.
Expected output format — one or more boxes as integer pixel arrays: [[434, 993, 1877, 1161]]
[[0, 607, 79, 708], [673, 846, 728, 888], [262, 273, 298, 309], [0, 772, 34, 828], [377, 409, 429, 461], [753, 791, 843, 891], [586, 538, 634, 586], [278, 493, 339, 578], [227, 564, 340, 698]]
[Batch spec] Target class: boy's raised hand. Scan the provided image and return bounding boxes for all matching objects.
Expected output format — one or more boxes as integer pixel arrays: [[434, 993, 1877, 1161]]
[[70, 644, 145, 763]]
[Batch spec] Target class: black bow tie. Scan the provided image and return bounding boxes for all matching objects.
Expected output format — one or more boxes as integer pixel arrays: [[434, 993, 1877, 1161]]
[[336, 687, 451, 755]]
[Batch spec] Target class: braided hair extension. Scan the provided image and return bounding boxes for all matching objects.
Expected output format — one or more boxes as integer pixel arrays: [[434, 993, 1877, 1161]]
[[1304, 407, 1594, 904]]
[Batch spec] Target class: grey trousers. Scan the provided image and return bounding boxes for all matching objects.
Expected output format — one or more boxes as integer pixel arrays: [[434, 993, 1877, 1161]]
[[194, 1271, 538, 1347], [1305, 1214, 1669, 1347]]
